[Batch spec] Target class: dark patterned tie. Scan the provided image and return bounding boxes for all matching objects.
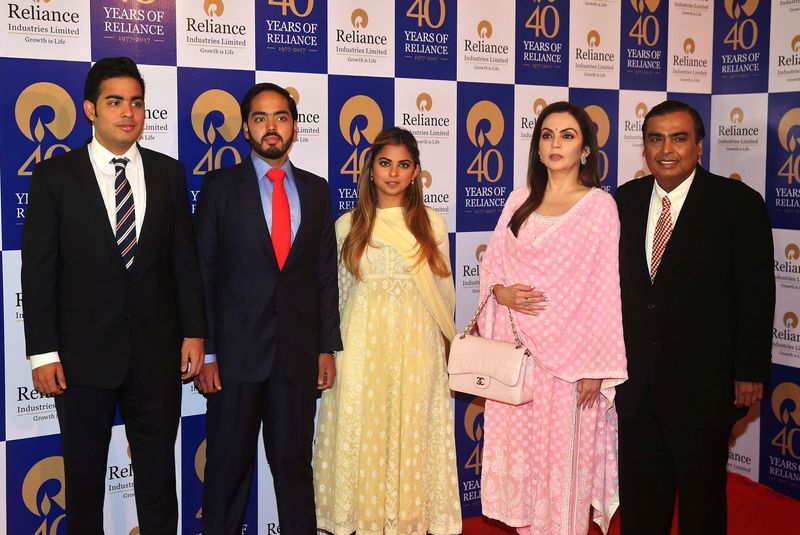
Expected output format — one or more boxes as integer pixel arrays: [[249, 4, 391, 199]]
[[650, 195, 673, 283], [113, 157, 137, 269]]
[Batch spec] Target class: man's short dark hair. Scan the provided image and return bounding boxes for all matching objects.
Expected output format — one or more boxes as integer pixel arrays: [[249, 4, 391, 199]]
[[642, 100, 706, 142], [84, 57, 145, 105], [240, 83, 298, 123]]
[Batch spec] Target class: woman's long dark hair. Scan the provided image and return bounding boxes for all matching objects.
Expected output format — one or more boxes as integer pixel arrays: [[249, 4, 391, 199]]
[[340, 127, 450, 279], [508, 101, 601, 236]]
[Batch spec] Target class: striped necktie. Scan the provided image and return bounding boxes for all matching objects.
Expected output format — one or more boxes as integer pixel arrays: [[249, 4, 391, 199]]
[[113, 157, 137, 269]]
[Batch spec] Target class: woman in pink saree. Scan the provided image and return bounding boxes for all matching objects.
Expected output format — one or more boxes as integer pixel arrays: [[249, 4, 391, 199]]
[[478, 101, 628, 535]]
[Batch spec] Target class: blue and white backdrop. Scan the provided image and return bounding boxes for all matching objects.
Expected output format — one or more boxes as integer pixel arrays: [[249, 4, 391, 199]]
[[0, 0, 798, 533]]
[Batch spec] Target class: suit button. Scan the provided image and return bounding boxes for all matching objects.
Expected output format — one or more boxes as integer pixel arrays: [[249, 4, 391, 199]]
[[647, 304, 656, 311], [125, 314, 131, 322]]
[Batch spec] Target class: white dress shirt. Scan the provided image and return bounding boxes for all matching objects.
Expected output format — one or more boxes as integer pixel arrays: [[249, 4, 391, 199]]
[[29, 139, 148, 370], [645, 169, 695, 271]]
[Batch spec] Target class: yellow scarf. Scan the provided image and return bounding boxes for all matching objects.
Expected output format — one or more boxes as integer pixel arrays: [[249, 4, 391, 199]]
[[343, 207, 456, 341]]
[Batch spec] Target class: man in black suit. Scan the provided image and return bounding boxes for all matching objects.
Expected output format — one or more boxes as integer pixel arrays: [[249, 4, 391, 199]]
[[194, 82, 341, 535], [615, 100, 775, 535], [22, 57, 207, 534]]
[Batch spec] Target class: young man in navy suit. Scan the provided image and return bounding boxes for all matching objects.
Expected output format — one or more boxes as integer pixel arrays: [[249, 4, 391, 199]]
[[194, 83, 341, 535]]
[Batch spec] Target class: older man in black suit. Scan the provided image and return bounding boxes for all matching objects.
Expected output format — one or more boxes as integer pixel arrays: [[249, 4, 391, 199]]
[[614, 100, 775, 535]]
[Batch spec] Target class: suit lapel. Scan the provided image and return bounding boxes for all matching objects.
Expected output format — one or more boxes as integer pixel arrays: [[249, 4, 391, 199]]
[[73, 146, 126, 269], [239, 157, 279, 268], [631, 177, 653, 285], [283, 164, 309, 271], [653, 166, 709, 284], [132, 148, 160, 272]]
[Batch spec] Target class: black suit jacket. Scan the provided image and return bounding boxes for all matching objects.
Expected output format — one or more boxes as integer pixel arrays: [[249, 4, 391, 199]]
[[21, 144, 207, 389], [194, 157, 342, 384], [614, 166, 774, 429]]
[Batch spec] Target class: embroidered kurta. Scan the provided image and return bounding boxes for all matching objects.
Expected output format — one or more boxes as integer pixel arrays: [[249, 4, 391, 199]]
[[478, 187, 627, 535], [314, 207, 462, 535]]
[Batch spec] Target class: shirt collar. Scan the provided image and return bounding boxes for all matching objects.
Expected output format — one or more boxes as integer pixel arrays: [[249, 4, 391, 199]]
[[653, 168, 695, 202], [250, 152, 294, 183], [89, 138, 141, 171]]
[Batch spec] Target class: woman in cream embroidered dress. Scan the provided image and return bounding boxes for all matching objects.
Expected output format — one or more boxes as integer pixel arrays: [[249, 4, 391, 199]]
[[314, 127, 462, 535], [478, 102, 628, 535]]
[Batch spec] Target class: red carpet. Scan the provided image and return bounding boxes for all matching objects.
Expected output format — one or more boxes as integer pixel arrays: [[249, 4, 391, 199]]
[[463, 473, 798, 534]]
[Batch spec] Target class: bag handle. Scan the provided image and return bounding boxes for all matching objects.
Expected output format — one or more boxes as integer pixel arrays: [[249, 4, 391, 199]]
[[459, 287, 526, 349]]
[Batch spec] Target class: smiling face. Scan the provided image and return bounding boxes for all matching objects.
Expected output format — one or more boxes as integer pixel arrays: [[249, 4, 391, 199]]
[[83, 76, 144, 155], [242, 90, 298, 167], [538, 112, 589, 176], [642, 110, 703, 191], [371, 143, 420, 208]]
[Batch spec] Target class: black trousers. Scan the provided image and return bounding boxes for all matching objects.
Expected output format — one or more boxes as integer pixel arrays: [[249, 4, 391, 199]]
[[54, 375, 181, 535], [201, 360, 318, 535], [618, 387, 732, 535]]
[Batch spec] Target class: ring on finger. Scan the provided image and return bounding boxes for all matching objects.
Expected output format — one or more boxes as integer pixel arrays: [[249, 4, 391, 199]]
[[522, 299, 529, 306]]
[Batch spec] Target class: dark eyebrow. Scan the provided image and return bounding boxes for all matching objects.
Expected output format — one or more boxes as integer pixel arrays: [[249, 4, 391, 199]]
[[104, 94, 143, 101], [541, 127, 577, 133], [647, 130, 689, 138], [251, 110, 290, 116], [378, 156, 412, 163]]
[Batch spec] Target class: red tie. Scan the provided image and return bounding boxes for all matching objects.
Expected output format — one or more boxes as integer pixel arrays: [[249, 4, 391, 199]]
[[266, 167, 291, 270], [650, 195, 673, 283]]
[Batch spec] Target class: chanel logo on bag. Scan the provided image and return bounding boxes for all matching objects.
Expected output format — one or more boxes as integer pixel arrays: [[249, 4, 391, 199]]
[[474, 376, 488, 388]]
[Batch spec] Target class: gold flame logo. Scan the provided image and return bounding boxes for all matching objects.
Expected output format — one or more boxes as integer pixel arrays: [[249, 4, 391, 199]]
[[730, 107, 745, 124], [22, 456, 66, 521], [771, 382, 800, 426], [631, 0, 660, 12], [15, 82, 76, 143], [351, 8, 368, 29], [683, 38, 695, 54], [204, 0, 224, 17], [729, 172, 743, 181], [286, 86, 300, 106], [785, 312, 799, 329], [421, 170, 432, 188], [778, 108, 800, 153], [587, 30, 601, 47], [585, 105, 610, 148], [416, 92, 432, 112], [786, 243, 800, 260], [724, 0, 759, 19], [466, 101, 504, 148], [533, 98, 547, 116], [129, 529, 140, 535], [464, 397, 485, 441], [635, 102, 648, 119], [477, 20, 492, 39], [793, 35, 800, 53], [475, 244, 487, 262], [195, 439, 207, 518], [191, 89, 241, 145], [634, 169, 647, 178], [339, 95, 383, 146]]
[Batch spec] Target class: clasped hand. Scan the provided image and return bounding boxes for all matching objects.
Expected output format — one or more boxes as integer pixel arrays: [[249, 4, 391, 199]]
[[492, 284, 548, 316]]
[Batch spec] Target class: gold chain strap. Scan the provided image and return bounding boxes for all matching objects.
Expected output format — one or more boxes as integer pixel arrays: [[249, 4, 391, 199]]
[[459, 287, 525, 349]]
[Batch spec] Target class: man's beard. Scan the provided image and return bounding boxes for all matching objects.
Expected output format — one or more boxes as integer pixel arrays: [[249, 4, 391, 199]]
[[250, 132, 293, 160]]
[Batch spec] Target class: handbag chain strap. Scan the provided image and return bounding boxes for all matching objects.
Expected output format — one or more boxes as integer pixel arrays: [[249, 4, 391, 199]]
[[459, 288, 526, 349]]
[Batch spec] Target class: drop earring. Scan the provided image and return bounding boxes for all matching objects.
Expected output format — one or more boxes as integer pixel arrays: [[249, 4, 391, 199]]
[[580, 153, 587, 165]]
